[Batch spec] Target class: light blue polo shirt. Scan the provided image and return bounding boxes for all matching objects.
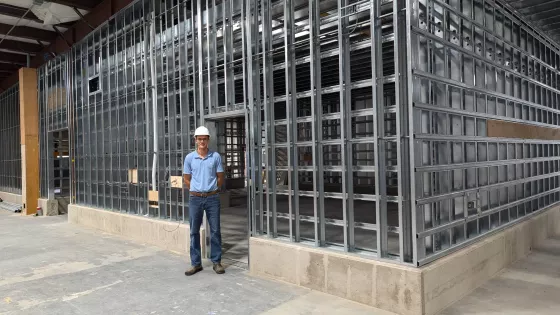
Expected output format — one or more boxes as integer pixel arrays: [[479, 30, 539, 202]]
[[183, 150, 224, 192]]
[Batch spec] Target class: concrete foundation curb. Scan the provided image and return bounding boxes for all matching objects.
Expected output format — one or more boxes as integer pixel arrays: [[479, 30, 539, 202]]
[[0, 191, 22, 205], [250, 204, 560, 315], [68, 204, 205, 258]]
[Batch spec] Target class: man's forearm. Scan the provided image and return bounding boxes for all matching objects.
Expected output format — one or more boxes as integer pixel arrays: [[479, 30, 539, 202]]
[[217, 173, 224, 189], [183, 175, 191, 190]]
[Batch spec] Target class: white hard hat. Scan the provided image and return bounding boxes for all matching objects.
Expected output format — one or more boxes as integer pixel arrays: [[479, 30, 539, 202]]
[[194, 126, 210, 137]]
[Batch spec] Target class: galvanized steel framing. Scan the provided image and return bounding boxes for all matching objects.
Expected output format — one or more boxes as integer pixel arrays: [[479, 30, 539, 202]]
[[0, 84, 21, 195], [31, 0, 560, 267], [38, 54, 71, 199], [410, 0, 560, 266]]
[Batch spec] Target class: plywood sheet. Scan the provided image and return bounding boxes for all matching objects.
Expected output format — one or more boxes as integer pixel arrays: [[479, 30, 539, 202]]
[[170, 176, 182, 188], [128, 169, 138, 184], [487, 120, 560, 140], [148, 190, 159, 202]]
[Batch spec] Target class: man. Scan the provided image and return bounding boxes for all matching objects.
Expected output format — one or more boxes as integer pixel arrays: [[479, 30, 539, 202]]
[[183, 126, 225, 276]]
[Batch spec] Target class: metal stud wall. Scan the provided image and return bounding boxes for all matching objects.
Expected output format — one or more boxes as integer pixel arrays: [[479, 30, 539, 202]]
[[410, 0, 560, 266], [38, 55, 71, 198], [71, 1, 153, 216], [38, 55, 70, 133], [252, 0, 405, 261], [0, 84, 21, 194], [33, 0, 560, 267]]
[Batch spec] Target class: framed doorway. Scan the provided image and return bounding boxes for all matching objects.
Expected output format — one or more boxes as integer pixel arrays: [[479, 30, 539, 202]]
[[203, 111, 252, 268]]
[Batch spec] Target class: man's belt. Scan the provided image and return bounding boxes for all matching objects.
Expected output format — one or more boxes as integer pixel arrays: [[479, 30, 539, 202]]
[[190, 190, 219, 197]]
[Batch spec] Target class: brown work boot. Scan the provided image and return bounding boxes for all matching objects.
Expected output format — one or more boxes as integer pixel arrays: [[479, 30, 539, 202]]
[[184, 265, 203, 276], [213, 262, 225, 274]]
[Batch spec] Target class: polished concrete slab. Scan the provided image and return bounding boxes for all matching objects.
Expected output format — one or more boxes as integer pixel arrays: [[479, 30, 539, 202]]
[[0, 210, 392, 315], [442, 236, 560, 315]]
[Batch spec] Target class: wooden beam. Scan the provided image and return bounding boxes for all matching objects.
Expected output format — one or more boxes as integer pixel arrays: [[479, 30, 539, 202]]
[[19, 68, 40, 216], [487, 120, 560, 140]]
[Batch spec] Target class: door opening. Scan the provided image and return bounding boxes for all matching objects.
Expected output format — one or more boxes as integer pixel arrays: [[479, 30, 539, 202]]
[[205, 115, 250, 268], [49, 129, 70, 214]]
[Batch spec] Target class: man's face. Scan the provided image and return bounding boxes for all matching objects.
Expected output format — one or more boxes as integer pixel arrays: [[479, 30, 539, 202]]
[[196, 136, 209, 149]]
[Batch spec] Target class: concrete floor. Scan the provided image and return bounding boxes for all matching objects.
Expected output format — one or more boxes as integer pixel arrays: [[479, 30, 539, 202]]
[[3, 207, 560, 315], [442, 235, 560, 315], [0, 210, 392, 315], [221, 206, 249, 266]]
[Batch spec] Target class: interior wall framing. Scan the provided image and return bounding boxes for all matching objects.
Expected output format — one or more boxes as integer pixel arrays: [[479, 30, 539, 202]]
[[38, 54, 71, 199], [253, 0, 402, 262], [34, 0, 560, 267], [0, 83, 22, 195], [70, 0, 202, 220], [410, 0, 560, 266]]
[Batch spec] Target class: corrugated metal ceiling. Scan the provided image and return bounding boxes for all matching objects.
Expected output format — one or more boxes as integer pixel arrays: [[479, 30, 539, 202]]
[[501, 0, 560, 44]]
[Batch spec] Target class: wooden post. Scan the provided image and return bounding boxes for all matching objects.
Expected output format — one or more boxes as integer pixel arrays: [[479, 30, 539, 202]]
[[19, 68, 39, 216]]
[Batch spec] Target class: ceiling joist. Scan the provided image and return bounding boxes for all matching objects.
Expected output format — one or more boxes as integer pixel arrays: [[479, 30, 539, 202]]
[[0, 3, 43, 24], [0, 63, 20, 72], [48, 0, 100, 11], [0, 51, 28, 65], [0, 3, 74, 28], [0, 38, 42, 54], [0, 22, 56, 42]]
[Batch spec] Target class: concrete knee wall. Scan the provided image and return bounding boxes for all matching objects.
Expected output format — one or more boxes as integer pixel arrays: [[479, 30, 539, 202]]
[[68, 205, 204, 256], [249, 238, 423, 315], [249, 204, 560, 315], [1, 194, 62, 216], [0, 191, 22, 204]]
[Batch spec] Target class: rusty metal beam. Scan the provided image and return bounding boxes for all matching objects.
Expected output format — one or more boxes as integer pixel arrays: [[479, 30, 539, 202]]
[[72, 7, 95, 30], [0, 38, 42, 54], [0, 51, 28, 65], [35, 40, 46, 48], [0, 63, 20, 72], [0, 4, 43, 24], [0, 23, 57, 42], [48, 0, 102, 11], [52, 25, 72, 48]]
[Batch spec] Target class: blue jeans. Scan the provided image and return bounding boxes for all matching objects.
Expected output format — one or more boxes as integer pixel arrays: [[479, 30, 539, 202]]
[[189, 194, 222, 266]]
